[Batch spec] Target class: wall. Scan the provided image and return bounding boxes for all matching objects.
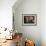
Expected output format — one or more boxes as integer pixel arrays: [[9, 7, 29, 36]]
[[13, 0, 41, 46], [0, 0, 16, 30], [41, 0, 46, 46]]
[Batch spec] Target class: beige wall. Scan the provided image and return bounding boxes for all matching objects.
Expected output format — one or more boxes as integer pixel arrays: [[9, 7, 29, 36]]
[[13, 0, 46, 46], [13, 0, 41, 46], [41, 0, 46, 46]]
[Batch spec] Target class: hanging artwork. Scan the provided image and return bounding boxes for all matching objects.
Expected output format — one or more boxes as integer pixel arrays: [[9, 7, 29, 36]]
[[22, 14, 37, 26]]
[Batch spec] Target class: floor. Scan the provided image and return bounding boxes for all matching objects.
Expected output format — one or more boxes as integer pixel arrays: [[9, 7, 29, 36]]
[[0, 39, 16, 46], [0, 39, 24, 46], [0, 33, 23, 46]]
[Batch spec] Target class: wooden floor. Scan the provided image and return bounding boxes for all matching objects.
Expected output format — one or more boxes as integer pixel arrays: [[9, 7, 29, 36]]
[[0, 33, 23, 46], [0, 39, 16, 46]]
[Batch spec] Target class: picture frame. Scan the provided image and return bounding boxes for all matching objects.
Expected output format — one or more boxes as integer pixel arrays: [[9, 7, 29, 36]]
[[22, 14, 37, 26]]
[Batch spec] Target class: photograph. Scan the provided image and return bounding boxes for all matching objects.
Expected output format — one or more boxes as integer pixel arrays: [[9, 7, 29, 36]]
[[24, 16, 34, 23], [22, 14, 37, 26]]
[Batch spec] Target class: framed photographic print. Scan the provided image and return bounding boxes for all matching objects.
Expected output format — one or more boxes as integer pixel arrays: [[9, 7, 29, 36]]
[[22, 14, 37, 26]]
